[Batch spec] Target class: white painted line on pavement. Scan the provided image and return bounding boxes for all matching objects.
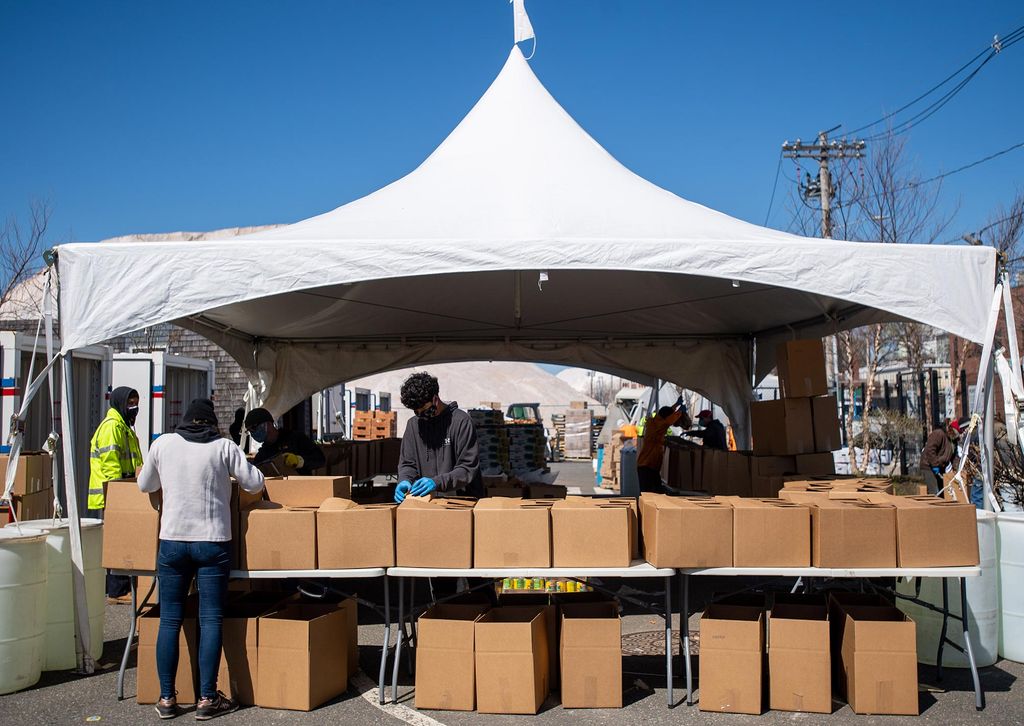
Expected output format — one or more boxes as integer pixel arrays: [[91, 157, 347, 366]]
[[352, 672, 447, 726]]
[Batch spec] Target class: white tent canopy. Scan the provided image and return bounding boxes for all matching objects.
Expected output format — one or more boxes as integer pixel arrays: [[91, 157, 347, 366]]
[[55, 46, 996, 440]]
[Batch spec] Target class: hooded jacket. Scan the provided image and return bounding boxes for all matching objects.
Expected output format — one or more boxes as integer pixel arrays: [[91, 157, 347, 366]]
[[398, 401, 483, 497], [88, 388, 143, 510]]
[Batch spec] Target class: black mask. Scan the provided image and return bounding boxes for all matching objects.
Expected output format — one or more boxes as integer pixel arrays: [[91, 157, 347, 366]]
[[126, 406, 140, 426], [417, 402, 439, 420]]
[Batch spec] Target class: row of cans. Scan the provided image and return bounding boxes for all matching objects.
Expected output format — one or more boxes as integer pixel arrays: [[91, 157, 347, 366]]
[[500, 577, 592, 593]]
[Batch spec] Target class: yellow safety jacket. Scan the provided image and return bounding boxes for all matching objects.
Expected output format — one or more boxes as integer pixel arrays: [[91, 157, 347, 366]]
[[87, 408, 143, 510]]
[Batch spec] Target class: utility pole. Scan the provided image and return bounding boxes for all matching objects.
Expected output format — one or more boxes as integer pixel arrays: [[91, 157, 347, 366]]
[[781, 127, 866, 465]]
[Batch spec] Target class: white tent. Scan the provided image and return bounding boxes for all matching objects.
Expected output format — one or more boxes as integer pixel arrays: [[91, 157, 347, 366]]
[[55, 47, 995, 442]]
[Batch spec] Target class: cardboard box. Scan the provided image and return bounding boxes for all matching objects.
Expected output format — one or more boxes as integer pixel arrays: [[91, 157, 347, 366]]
[[499, 596, 560, 690], [701, 448, 728, 492], [256, 603, 350, 711], [808, 498, 897, 567], [137, 604, 199, 704], [811, 396, 842, 452], [560, 602, 622, 708], [316, 498, 396, 568], [475, 607, 550, 714], [777, 339, 828, 398], [242, 502, 317, 570], [724, 452, 753, 497], [883, 495, 980, 567], [751, 475, 783, 498], [527, 484, 567, 500], [265, 476, 352, 507], [720, 497, 810, 567], [474, 498, 552, 567], [395, 497, 475, 568], [0, 452, 52, 496], [750, 398, 815, 456], [11, 487, 54, 521], [699, 603, 765, 714], [796, 452, 836, 476], [485, 485, 524, 498], [639, 493, 733, 568], [769, 600, 831, 713], [837, 606, 918, 715], [551, 498, 634, 568], [218, 592, 294, 705], [101, 479, 160, 571], [751, 456, 796, 477], [416, 604, 490, 710]]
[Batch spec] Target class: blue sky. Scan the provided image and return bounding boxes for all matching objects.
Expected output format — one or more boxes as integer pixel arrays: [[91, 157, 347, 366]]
[[1, 1, 1021, 245]]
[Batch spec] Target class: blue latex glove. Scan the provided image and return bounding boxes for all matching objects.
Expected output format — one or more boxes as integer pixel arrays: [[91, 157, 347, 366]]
[[411, 477, 437, 497], [931, 466, 943, 477], [394, 480, 412, 503]]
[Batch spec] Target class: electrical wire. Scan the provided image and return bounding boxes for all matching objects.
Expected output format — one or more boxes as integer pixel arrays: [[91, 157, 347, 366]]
[[843, 23, 1024, 140], [763, 151, 784, 225], [937, 212, 1024, 246]]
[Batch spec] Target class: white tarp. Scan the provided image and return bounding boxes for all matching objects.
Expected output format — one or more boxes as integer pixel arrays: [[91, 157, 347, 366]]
[[55, 46, 996, 441]]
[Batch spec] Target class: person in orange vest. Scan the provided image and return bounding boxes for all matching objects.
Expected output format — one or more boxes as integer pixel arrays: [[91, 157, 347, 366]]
[[636, 397, 690, 492]]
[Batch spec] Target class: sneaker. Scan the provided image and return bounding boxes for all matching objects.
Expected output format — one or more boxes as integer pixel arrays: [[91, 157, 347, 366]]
[[154, 696, 181, 719], [195, 693, 239, 721]]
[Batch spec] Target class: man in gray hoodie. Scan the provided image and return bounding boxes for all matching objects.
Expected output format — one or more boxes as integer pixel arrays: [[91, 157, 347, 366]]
[[395, 372, 483, 501]]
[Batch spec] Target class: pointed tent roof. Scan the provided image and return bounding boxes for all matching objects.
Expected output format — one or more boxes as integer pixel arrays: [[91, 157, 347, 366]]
[[55, 46, 995, 431]]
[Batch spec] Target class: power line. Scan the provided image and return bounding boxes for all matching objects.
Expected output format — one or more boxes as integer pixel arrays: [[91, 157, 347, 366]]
[[843, 23, 1024, 140], [910, 141, 1024, 188], [937, 212, 1023, 246], [763, 151, 784, 225]]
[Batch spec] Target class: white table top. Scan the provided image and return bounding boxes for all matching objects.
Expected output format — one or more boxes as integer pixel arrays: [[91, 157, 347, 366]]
[[112, 568, 387, 579], [679, 566, 981, 578], [387, 560, 673, 578]]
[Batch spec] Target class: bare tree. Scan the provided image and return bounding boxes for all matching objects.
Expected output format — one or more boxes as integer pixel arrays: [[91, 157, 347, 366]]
[[0, 200, 52, 319]]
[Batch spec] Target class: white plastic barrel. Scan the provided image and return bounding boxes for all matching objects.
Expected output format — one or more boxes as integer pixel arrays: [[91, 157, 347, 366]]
[[0, 527, 48, 694], [6, 519, 105, 670], [998, 511, 1024, 662], [897, 510, 999, 667]]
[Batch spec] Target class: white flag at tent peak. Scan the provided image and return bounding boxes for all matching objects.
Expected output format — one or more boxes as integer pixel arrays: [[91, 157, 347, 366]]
[[510, 0, 535, 44]]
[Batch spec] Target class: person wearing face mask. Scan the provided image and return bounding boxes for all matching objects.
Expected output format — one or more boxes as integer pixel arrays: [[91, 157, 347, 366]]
[[395, 372, 483, 502], [243, 407, 325, 476], [89, 386, 144, 598]]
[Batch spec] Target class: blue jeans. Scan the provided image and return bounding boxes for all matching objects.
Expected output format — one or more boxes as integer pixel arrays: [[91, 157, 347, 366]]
[[157, 540, 231, 700]]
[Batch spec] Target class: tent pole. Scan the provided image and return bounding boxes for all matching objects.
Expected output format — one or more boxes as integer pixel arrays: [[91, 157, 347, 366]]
[[983, 355, 995, 511]]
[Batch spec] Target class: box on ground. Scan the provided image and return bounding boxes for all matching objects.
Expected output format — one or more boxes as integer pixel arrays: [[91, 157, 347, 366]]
[[699, 603, 764, 714], [474, 498, 552, 567], [811, 396, 843, 452], [396, 497, 475, 568], [265, 476, 352, 507], [750, 398, 815, 456], [218, 591, 295, 705], [835, 605, 918, 715], [768, 598, 831, 713], [551, 498, 635, 568], [475, 607, 550, 714], [719, 497, 810, 567], [808, 498, 897, 567], [777, 339, 828, 398], [137, 603, 198, 704], [560, 602, 622, 708], [102, 479, 160, 571], [242, 502, 317, 570], [0, 452, 52, 496], [256, 602, 350, 711], [639, 493, 732, 568], [498, 594, 560, 690], [316, 498, 396, 568], [416, 604, 490, 711]]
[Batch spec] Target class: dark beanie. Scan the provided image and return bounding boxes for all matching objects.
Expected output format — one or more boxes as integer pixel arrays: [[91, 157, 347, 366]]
[[244, 407, 275, 429], [183, 398, 218, 427]]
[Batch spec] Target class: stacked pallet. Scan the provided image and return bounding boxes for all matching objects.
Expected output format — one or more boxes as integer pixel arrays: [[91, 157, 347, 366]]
[[507, 424, 547, 472], [551, 413, 566, 456], [352, 410, 397, 440], [563, 408, 592, 459]]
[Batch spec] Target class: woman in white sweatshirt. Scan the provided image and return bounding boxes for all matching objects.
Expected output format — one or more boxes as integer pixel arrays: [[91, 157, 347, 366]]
[[138, 398, 264, 721]]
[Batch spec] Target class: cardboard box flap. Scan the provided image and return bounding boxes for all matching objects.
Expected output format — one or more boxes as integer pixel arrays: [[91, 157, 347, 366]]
[[701, 604, 764, 650], [318, 497, 360, 512], [418, 605, 489, 649], [560, 603, 620, 648], [258, 604, 341, 650], [844, 606, 917, 652], [475, 608, 546, 653]]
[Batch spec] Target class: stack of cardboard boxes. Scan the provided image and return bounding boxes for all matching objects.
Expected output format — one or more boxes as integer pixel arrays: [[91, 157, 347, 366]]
[[700, 592, 919, 716], [415, 600, 622, 713], [314, 438, 401, 481], [749, 339, 842, 496], [599, 430, 635, 492], [1, 452, 54, 522]]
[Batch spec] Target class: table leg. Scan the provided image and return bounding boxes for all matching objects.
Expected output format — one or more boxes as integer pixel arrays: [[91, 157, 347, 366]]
[[378, 576, 391, 705], [116, 575, 138, 701], [408, 578, 417, 675], [682, 573, 693, 706], [937, 577, 950, 682], [391, 576, 405, 704], [665, 573, 673, 707], [960, 577, 985, 711]]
